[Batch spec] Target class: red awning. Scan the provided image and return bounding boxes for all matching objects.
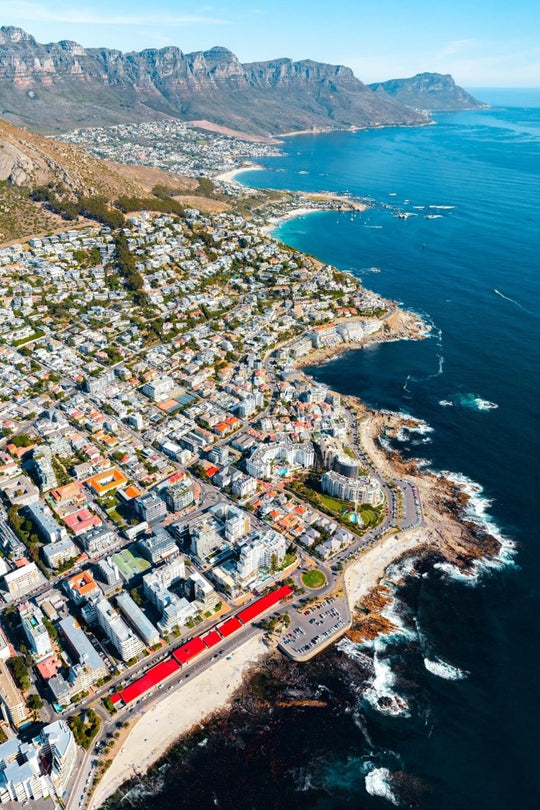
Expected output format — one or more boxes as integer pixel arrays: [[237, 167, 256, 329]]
[[117, 658, 180, 705], [202, 630, 222, 648], [173, 636, 207, 665], [217, 617, 243, 637], [237, 584, 293, 624]]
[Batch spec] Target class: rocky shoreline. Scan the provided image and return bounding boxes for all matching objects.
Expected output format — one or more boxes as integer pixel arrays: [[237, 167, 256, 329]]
[[100, 296, 509, 809]]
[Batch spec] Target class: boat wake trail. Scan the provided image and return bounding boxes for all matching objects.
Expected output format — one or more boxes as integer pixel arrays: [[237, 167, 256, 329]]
[[493, 289, 528, 312]]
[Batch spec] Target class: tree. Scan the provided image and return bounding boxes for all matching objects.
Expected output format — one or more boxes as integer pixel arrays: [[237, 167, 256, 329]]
[[27, 693, 43, 710], [130, 587, 143, 607], [8, 657, 30, 691]]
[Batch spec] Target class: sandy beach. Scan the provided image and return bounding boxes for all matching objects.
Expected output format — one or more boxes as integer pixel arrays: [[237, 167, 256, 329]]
[[215, 164, 265, 183], [344, 529, 428, 609], [262, 196, 368, 235], [90, 634, 269, 809], [261, 206, 326, 235]]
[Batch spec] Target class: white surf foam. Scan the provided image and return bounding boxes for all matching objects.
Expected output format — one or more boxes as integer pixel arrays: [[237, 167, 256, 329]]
[[397, 415, 434, 436], [364, 645, 410, 717], [457, 393, 498, 411], [336, 637, 375, 671], [438, 399, 454, 407], [385, 555, 420, 582], [436, 471, 517, 581], [365, 767, 400, 805], [424, 656, 468, 681]]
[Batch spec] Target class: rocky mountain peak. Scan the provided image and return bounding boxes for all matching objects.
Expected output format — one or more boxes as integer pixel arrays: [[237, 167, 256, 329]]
[[0, 25, 36, 45], [0, 27, 431, 135]]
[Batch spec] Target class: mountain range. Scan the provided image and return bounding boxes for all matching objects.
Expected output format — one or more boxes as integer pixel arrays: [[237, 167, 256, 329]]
[[0, 27, 484, 136]]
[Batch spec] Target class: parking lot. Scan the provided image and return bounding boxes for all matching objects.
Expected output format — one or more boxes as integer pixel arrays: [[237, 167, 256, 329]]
[[279, 596, 350, 660]]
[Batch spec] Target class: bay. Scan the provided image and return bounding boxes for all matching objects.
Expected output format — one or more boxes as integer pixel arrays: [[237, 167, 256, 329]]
[[105, 95, 540, 809]]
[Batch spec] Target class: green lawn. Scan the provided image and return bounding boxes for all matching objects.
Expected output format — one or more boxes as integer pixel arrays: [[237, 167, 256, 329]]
[[319, 493, 347, 513], [301, 569, 327, 589]]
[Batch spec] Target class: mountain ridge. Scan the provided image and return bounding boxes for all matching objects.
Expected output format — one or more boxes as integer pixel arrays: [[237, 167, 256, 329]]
[[368, 72, 487, 111], [0, 26, 429, 135]]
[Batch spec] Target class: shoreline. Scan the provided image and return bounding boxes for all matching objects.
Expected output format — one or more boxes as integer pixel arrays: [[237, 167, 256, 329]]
[[88, 151, 505, 808], [260, 206, 326, 235], [90, 634, 269, 809], [90, 308, 427, 808], [90, 309, 504, 807], [215, 164, 266, 183], [278, 119, 436, 138], [262, 194, 369, 236]]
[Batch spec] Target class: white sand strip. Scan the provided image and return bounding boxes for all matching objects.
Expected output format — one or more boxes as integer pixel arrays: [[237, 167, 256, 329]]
[[90, 634, 268, 809], [344, 529, 428, 608]]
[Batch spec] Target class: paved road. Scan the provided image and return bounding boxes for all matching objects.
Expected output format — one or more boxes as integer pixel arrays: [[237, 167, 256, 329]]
[[68, 625, 265, 810]]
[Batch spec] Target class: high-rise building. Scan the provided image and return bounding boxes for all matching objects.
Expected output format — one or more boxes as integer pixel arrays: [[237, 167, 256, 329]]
[[236, 530, 287, 583], [321, 471, 383, 505], [94, 598, 144, 662], [0, 720, 76, 802], [3, 562, 44, 598], [39, 720, 77, 795], [165, 481, 195, 512], [190, 520, 222, 562], [24, 502, 67, 544], [134, 492, 168, 525]]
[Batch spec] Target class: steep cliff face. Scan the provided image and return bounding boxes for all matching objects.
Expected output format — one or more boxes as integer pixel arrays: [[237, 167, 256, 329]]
[[0, 27, 429, 134], [368, 73, 486, 111]]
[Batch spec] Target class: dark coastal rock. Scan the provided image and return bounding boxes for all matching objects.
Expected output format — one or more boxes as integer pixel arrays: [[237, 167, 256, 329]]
[[0, 26, 429, 135]]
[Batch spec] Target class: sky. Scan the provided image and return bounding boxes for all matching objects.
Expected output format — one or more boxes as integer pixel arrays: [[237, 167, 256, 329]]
[[2, 0, 540, 87]]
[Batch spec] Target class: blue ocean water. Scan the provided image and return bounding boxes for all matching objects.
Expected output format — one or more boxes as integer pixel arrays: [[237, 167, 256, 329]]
[[106, 99, 540, 810], [237, 99, 540, 807]]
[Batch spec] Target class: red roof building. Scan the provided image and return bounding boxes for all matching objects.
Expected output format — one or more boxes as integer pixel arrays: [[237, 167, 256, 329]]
[[116, 659, 180, 705], [202, 630, 222, 648], [173, 636, 207, 665], [217, 617, 243, 637]]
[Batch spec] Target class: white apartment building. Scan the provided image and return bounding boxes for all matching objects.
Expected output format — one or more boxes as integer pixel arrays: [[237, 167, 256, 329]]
[[0, 720, 76, 803], [3, 562, 44, 598], [0, 661, 27, 729], [19, 602, 53, 659], [141, 375, 174, 402], [236, 530, 287, 583], [94, 597, 144, 662], [321, 471, 384, 506], [246, 441, 314, 480]]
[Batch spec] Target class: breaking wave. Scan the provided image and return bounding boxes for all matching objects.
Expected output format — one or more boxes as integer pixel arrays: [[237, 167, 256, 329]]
[[364, 645, 410, 718], [424, 656, 468, 680], [434, 471, 517, 583], [365, 766, 400, 805], [457, 393, 498, 411]]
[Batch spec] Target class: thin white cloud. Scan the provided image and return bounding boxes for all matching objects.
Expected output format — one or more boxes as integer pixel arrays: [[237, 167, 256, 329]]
[[3, 1, 230, 26], [437, 39, 478, 58], [347, 36, 540, 86]]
